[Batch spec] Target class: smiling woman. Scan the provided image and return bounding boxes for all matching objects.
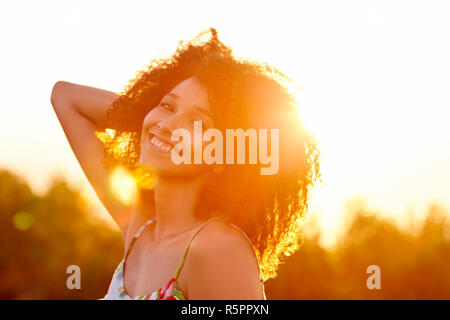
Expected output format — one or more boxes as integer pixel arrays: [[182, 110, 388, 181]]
[[50, 27, 321, 300]]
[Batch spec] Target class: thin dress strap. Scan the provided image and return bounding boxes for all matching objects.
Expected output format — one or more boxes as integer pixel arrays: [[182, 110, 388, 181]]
[[125, 218, 155, 256], [173, 217, 221, 280]]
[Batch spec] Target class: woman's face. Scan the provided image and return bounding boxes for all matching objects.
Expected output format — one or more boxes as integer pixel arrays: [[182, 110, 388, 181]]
[[139, 76, 214, 177]]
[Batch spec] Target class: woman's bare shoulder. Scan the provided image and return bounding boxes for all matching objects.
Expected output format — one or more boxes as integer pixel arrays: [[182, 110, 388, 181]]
[[185, 218, 262, 299], [193, 218, 252, 251]]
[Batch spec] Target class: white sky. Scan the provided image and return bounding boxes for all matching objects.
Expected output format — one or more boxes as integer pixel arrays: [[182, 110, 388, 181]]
[[1, 0, 449, 246]]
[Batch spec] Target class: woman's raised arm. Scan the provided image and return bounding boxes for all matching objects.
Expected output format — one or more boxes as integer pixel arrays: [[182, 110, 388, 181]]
[[50, 81, 140, 241]]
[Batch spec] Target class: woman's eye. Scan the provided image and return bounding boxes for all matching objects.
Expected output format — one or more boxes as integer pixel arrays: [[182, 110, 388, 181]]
[[159, 102, 173, 111]]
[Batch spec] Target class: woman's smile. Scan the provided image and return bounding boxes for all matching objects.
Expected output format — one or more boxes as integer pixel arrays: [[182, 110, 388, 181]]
[[148, 134, 173, 153]]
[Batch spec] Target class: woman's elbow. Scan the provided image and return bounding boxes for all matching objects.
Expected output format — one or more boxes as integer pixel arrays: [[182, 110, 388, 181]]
[[50, 81, 69, 106]]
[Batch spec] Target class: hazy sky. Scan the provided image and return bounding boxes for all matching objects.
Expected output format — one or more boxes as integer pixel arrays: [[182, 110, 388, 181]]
[[1, 0, 449, 246]]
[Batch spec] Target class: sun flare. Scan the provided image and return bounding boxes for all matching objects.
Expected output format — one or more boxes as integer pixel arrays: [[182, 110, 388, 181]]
[[109, 166, 138, 205]]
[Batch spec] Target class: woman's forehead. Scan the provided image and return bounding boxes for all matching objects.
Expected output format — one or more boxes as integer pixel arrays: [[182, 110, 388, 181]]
[[166, 77, 210, 112]]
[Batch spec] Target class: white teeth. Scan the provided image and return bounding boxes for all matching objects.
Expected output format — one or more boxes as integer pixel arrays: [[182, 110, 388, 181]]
[[149, 135, 172, 152]]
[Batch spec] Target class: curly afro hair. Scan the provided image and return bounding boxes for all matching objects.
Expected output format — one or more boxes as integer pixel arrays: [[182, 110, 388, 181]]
[[95, 27, 321, 281]]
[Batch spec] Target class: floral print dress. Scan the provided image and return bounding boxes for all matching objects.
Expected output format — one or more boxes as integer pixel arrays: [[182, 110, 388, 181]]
[[102, 217, 265, 300]]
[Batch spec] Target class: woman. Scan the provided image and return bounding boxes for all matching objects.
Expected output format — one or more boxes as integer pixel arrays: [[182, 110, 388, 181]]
[[50, 28, 320, 300]]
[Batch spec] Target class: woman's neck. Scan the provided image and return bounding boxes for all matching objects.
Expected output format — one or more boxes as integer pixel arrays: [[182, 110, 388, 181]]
[[152, 173, 208, 243]]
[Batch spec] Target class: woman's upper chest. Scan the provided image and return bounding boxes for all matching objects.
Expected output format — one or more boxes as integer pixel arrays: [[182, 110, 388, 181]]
[[123, 229, 191, 298]]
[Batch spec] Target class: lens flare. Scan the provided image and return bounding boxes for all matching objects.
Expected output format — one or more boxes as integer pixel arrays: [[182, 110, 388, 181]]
[[109, 166, 138, 205], [12, 211, 34, 231]]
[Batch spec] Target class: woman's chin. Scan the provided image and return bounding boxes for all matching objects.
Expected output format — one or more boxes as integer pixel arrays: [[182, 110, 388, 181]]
[[140, 156, 169, 174], [140, 158, 209, 179]]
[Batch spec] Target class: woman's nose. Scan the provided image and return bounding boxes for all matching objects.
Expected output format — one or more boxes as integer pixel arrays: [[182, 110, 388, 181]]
[[157, 114, 185, 136], [157, 119, 172, 135]]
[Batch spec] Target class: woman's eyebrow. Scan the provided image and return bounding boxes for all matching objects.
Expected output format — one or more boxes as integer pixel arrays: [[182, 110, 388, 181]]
[[166, 93, 179, 100]]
